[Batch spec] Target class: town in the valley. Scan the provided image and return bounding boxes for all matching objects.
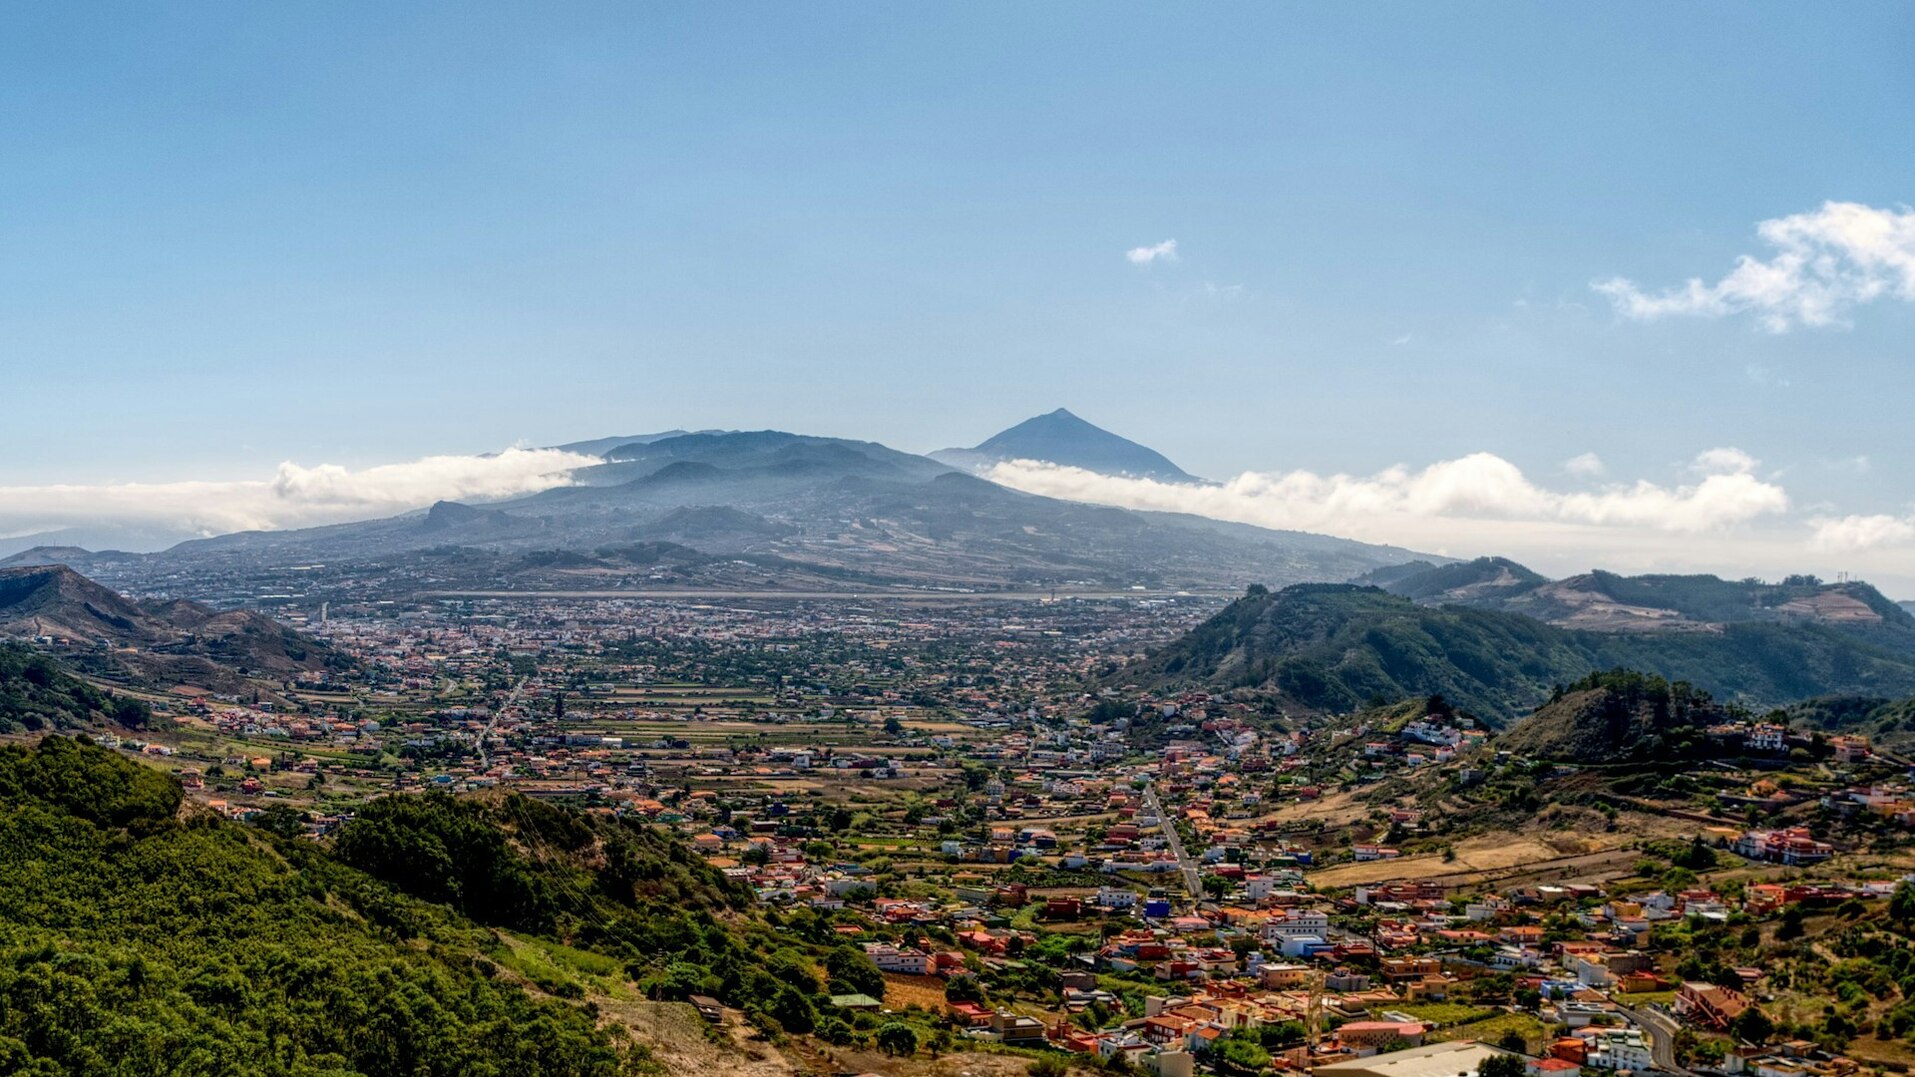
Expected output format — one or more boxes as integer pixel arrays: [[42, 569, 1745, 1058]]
[[52, 588, 1915, 1077]]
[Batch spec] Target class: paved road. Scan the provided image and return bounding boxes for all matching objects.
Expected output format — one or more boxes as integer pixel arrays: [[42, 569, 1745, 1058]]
[[1617, 1003, 1695, 1076], [477, 677, 528, 771], [1143, 784, 1203, 906]]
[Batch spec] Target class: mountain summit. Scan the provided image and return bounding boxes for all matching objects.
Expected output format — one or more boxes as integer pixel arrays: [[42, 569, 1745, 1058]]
[[932, 408, 1199, 483]]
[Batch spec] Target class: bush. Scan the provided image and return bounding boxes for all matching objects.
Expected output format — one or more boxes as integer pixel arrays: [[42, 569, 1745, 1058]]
[[1030, 1057, 1070, 1077], [876, 1022, 918, 1057], [815, 1015, 854, 1045]]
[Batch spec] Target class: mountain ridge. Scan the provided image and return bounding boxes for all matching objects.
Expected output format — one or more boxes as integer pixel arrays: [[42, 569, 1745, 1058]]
[[15, 429, 1430, 600], [1119, 581, 1915, 724]]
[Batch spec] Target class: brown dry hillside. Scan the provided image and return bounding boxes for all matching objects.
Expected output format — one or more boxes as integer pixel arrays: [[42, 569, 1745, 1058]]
[[0, 565, 345, 685]]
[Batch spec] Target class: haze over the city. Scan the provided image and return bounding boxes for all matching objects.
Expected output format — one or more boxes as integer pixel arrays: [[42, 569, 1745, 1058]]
[[3, 3, 1911, 590]]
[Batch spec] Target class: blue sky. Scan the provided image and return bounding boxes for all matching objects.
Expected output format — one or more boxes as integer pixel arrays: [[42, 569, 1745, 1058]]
[[2, 4, 1912, 586]]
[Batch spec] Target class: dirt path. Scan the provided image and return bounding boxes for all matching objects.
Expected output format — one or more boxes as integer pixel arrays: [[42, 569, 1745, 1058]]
[[592, 998, 800, 1077]]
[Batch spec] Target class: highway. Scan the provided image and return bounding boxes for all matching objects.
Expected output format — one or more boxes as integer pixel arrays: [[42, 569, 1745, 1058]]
[[420, 588, 1235, 602], [1142, 784, 1204, 907]]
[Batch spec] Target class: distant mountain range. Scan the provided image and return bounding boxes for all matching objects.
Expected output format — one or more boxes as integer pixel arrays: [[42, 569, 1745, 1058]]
[[5, 423, 1424, 601], [1119, 562, 1915, 723], [0, 524, 196, 560], [932, 408, 1200, 483], [548, 429, 727, 458], [1355, 556, 1906, 634]]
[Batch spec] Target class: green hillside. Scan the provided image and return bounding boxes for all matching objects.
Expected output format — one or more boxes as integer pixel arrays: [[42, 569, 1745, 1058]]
[[1787, 695, 1915, 752], [0, 644, 150, 733], [0, 736, 629, 1076], [1496, 669, 1723, 764], [0, 735, 914, 1076], [1124, 584, 1915, 723]]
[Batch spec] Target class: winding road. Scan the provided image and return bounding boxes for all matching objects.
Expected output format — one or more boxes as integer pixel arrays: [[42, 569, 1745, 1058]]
[[1617, 1003, 1695, 1075]]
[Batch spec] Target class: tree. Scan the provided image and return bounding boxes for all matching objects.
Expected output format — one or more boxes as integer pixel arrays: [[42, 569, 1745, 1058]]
[[1479, 1054, 1528, 1077], [826, 946, 886, 999], [1256, 1020, 1308, 1048], [1733, 1006, 1775, 1046], [1672, 836, 1717, 871], [1216, 1034, 1272, 1076], [1029, 1058, 1070, 1077], [875, 1022, 918, 1057], [767, 983, 815, 1034], [1498, 1030, 1529, 1054], [944, 973, 985, 1004], [1891, 881, 1915, 926], [252, 804, 305, 840], [1777, 906, 1805, 941]]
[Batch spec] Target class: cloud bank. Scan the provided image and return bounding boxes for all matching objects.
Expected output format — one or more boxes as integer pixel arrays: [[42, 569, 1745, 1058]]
[[1594, 201, 1915, 331], [990, 449, 1786, 537], [1812, 513, 1915, 552], [0, 447, 596, 538], [1125, 239, 1179, 266]]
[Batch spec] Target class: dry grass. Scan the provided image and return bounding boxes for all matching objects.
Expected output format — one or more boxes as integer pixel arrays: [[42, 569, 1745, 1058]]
[[1305, 806, 1689, 889], [1253, 788, 1372, 828], [813, 1046, 1049, 1077], [883, 972, 952, 1011], [1430, 1013, 1549, 1052]]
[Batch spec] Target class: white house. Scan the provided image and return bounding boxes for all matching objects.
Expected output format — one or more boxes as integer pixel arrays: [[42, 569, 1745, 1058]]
[[1585, 1029, 1652, 1072]]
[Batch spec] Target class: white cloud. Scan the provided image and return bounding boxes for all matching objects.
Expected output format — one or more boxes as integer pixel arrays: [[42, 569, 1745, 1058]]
[[0, 447, 596, 537], [1691, 447, 1759, 476], [1564, 452, 1606, 478], [1811, 513, 1915, 552], [1125, 239, 1179, 266], [978, 448, 1915, 594], [1594, 201, 1915, 331], [987, 448, 1789, 541]]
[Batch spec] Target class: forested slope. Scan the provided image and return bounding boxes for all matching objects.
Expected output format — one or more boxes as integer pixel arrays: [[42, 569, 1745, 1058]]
[[0, 644, 149, 733], [0, 737, 701, 1076]]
